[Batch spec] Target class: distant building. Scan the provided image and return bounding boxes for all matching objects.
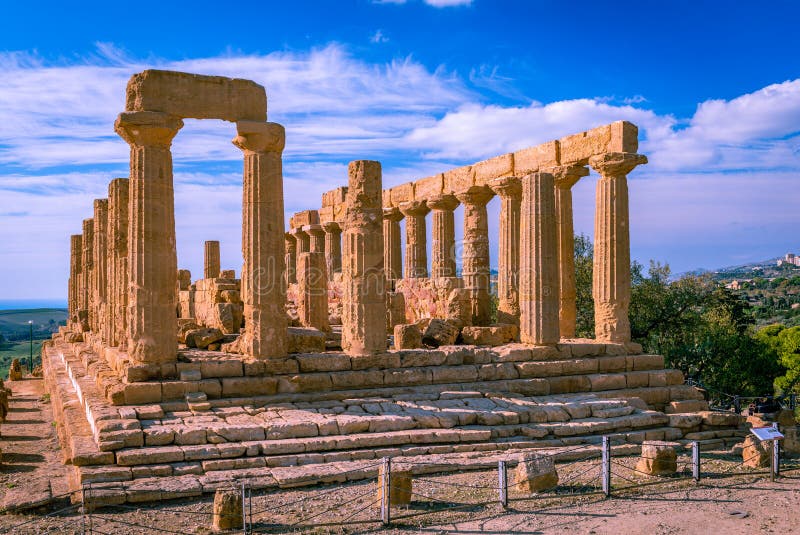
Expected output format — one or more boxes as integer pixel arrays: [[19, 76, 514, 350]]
[[777, 253, 800, 267]]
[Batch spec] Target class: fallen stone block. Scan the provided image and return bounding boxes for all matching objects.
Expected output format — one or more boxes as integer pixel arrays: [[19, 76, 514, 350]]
[[515, 454, 559, 492], [635, 440, 678, 475]]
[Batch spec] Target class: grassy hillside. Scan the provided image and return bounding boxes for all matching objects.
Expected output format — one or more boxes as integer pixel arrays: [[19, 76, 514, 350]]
[[0, 308, 66, 378]]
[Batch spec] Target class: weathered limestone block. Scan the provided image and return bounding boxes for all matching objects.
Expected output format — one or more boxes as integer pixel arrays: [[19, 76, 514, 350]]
[[8, 359, 22, 381], [515, 454, 559, 492], [377, 465, 413, 506], [177, 320, 201, 343], [185, 328, 224, 349], [394, 324, 422, 350], [288, 327, 326, 353], [126, 69, 266, 123], [460, 324, 518, 346], [742, 435, 772, 468], [519, 172, 559, 345], [421, 319, 460, 347], [782, 427, 800, 455], [635, 441, 678, 475], [212, 487, 243, 531], [341, 160, 387, 356], [386, 291, 406, 332]]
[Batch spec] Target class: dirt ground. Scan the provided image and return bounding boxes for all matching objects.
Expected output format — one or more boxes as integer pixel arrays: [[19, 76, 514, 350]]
[[1, 380, 799, 534]]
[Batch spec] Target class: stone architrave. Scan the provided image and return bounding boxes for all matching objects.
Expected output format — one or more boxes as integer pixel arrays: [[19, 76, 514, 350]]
[[490, 177, 522, 326], [399, 201, 430, 279], [588, 152, 647, 343], [290, 227, 310, 254], [92, 199, 109, 339], [81, 218, 94, 333], [68, 235, 82, 329], [305, 224, 326, 255], [108, 178, 130, 347], [285, 232, 297, 285], [233, 121, 288, 359], [341, 160, 387, 355], [455, 186, 494, 326], [551, 165, 589, 338], [297, 251, 330, 332], [204, 240, 221, 279], [382, 207, 403, 281], [322, 221, 342, 279], [519, 172, 559, 345], [427, 194, 459, 278], [115, 111, 183, 364]]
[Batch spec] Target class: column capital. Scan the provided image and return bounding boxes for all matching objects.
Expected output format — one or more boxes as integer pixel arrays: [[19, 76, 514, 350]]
[[589, 152, 647, 177], [303, 223, 325, 237], [427, 193, 459, 211], [383, 207, 404, 222], [289, 227, 308, 239], [399, 200, 430, 217], [322, 221, 342, 234], [232, 121, 285, 153], [548, 165, 590, 189], [285, 231, 296, 243], [489, 176, 522, 199], [115, 111, 183, 147], [455, 185, 494, 207]]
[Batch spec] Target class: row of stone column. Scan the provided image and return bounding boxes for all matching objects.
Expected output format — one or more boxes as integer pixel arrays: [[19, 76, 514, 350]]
[[285, 221, 342, 285]]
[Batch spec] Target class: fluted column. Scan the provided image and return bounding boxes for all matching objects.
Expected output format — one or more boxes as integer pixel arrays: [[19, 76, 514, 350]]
[[399, 201, 430, 278], [455, 186, 494, 326], [341, 160, 387, 355], [305, 224, 326, 255], [285, 232, 297, 285], [81, 218, 94, 333], [589, 152, 647, 343], [297, 251, 330, 332], [322, 221, 342, 279], [382, 208, 403, 281], [233, 121, 288, 359], [69, 234, 82, 329], [92, 198, 109, 341], [552, 165, 589, 338], [490, 177, 522, 326], [427, 194, 459, 278], [204, 240, 221, 279], [519, 172, 559, 345], [115, 111, 183, 364], [291, 227, 310, 253], [108, 178, 129, 348]]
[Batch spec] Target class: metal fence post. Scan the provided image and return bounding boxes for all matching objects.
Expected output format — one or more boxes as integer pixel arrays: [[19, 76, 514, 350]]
[[601, 436, 611, 497], [772, 439, 780, 481], [81, 485, 86, 535], [241, 481, 247, 534], [381, 457, 391, 525], [498, 460, 508, 509], [87, 483, 93, 534], [692, 441, 700, 482]]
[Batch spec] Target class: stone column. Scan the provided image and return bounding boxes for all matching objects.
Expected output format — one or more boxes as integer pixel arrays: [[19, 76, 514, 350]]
[[92, 198, 109, 341], [399, 201, 430, 278], [108, 178, 129, 348], [69, 234, 82, 328], [306, 224, 326, 255], [382, 208, 403, 281], [519, 172, 559, 345], [115, 111, 183, 364], [297, 251, 330, 332], [81, 218, 94, 333], [233, 121, 288, 359], [427, 194, 459, 278], [285, 232, 297, 285], [291, 227, 310, 253], [455, 186, 494, 326], [322, 221, 342, 279], [589, 152, 647, 343], [552, 165, 589, 338], [204, 240, 221, 279], [490, 177, 522, 326], [341, 160, 387, 355]]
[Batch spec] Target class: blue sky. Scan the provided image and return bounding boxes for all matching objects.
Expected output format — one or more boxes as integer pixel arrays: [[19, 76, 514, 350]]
[[1, 0, 799, 301]]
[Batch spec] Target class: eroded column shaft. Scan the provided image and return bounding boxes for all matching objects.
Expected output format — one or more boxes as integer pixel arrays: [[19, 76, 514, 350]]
[[490, 178, 522, 325], [204, 240, 221, 279], [69, 234, 82, 327], [82, 218, 94, 332], [108, 178, 129, 347], [342, 160, 387, 355], [399, 201, 429, 279], [520, 172, 559, 345], [323, 222, 342, 279], [234, 121, 288, 359], [115, 111, 183, 364], [428, 195, 458, 279], [297, 251, 330, 332], [456, 187, 493, 326], [285, 233, 297, 285], [383, 208, 403, 281]]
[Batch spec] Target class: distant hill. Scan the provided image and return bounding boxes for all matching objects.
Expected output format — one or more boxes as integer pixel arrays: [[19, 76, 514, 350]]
[[0, 308, 67, 341]]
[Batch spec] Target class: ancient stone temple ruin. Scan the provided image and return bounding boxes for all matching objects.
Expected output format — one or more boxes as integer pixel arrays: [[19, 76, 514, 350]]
[[44, 69, 743, 505]]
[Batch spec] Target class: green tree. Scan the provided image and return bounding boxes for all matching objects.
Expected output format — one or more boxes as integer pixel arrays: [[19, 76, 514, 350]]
[[757, 325, 800, 394], [573, 233, 594, 338]]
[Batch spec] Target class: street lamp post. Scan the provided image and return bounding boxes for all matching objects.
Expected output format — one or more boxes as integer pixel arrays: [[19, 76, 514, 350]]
[[28, 320, 33, 374]]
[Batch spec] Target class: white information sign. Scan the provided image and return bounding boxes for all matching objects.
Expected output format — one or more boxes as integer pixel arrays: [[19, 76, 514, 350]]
[[751, 427, 784, 441]]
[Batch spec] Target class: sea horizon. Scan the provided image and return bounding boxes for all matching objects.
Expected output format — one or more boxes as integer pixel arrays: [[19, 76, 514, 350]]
[[0, 299, 67, 311]]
